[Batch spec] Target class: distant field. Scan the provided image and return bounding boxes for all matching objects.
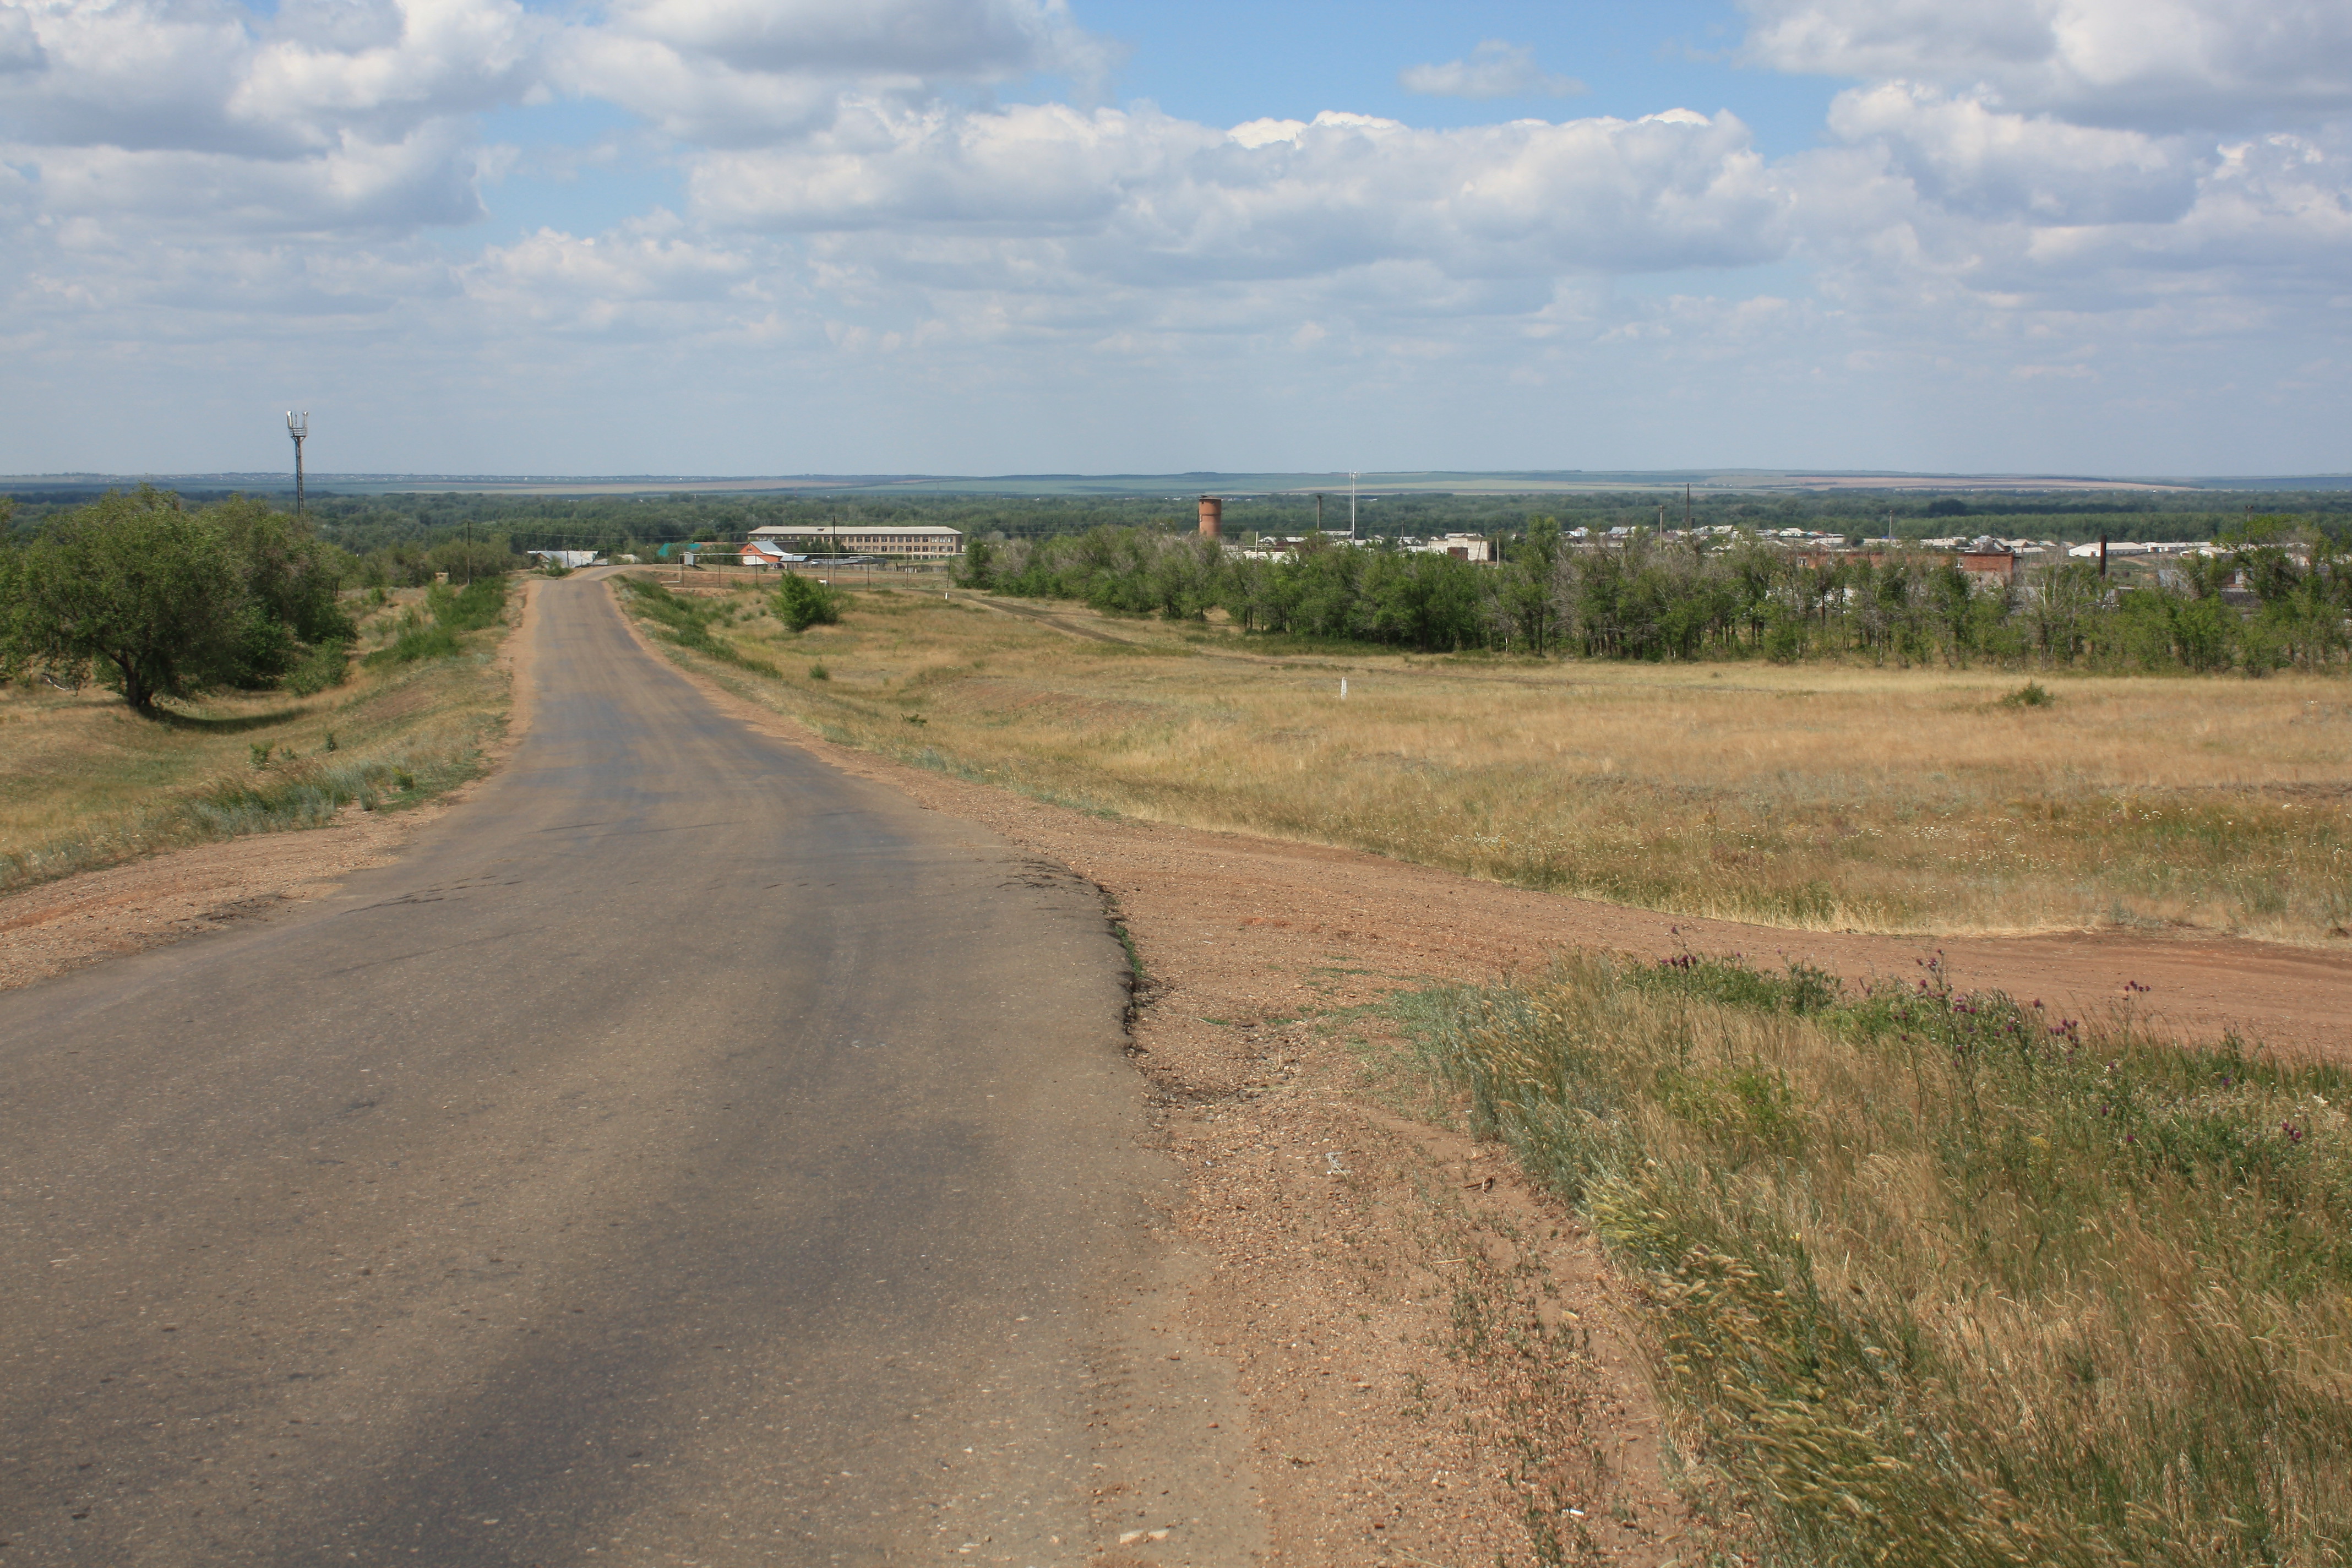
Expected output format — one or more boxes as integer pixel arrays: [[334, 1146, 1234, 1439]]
[[620, 575, 2352, 944], [0, 587, 513, 891]]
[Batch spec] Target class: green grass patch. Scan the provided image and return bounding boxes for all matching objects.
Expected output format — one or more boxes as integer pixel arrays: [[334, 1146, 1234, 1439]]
[[0, 638, 510, 894], [617, 576, 781, 675], [364, 578, 510, 668], [1397, 956, 2352, 1568]]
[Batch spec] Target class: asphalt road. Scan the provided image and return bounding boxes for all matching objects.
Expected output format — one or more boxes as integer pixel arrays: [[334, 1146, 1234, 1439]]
[[0, 575, 1259, 1566]]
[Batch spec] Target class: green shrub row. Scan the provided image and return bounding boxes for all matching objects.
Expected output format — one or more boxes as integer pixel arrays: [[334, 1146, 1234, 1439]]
[[961, 520, 2352, 671]]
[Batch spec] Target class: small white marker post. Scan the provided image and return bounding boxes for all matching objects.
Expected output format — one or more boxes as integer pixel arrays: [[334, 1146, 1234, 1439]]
[[1340, 677, 1348, 700]]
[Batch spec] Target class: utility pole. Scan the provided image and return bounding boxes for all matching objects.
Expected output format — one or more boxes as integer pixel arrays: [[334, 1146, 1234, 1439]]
[[1314, 493, 1323, 533], [286, 411, 309, 516], [1349, 472, 1359, 538], [1685, 482, 1692, 531]]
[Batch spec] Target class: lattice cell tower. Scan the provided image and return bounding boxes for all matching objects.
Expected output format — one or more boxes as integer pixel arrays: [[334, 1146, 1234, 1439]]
[[286, 411, 309, 515]]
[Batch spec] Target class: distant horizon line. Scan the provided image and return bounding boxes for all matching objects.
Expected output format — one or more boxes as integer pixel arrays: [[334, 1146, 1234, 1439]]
[[6, 467, 2351, 498]]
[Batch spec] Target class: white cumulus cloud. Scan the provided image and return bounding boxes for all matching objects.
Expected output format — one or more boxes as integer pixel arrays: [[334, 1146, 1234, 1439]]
[[0, 0, 2346, 474], [1399, 40, 1584, 101], [1741, 0, 2352, 129], [689, 102, 1787, 285], [1827, 81, 2197, 224], [552, 0, 1117, 145]]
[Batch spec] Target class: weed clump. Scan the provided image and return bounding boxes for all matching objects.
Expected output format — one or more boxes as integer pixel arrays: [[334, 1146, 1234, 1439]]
[[366, 620, 460, 667], [1403, 955, 2352, 1567], [808, 662, 830, 681], [2002, 679, 2055, 707]]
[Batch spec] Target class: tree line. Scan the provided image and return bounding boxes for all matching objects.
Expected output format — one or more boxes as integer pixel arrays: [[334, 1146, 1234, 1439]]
[[957, 520, 2352, 673], [20, 482, 2342, 559]]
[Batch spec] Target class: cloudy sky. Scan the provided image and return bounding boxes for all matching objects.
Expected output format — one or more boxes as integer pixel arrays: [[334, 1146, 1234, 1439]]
[[1, 0, 2346, 475]]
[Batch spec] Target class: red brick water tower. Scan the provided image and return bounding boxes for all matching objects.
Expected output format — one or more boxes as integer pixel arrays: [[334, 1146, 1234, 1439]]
[[1197, 496, 1222, 538]]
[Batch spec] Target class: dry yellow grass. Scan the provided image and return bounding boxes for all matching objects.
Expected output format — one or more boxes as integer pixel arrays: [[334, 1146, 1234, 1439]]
[[636, 576, 2352, 941], [0, 587, 514, 890], [1410, 955, 2352, 1566]]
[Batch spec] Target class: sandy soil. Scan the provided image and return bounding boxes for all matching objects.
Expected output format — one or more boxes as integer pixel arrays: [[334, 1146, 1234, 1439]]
[[12, 582, 2349, 1565], [0, 804, 440, 992]]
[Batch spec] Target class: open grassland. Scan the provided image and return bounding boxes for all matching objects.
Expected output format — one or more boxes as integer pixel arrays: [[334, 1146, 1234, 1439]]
[[622, 575, 2352, 942], [0, 584, 514, 891], [1403, 956, 2352, 1567]]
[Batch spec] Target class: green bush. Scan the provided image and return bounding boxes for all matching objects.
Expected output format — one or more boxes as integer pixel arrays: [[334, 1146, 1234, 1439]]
[[774, 573, 845, 631], [2002, 679, 2054, 707], [284, 639, 351, 695], [224, 603, 302, 689]]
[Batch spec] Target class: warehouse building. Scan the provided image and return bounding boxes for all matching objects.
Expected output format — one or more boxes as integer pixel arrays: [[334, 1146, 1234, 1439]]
[[744, 525, 962, 561]]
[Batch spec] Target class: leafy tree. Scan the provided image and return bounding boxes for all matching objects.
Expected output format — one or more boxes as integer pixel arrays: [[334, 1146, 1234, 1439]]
[[1501, 517, 1562, 654], [955, 536, 998, 589], [211, 497, 352, 641], [1, 487, 364, 709], [1, 488, 244, 710]]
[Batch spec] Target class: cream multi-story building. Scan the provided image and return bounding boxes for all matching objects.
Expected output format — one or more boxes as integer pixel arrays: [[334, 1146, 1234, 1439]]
[[744, 524, 963, 561]]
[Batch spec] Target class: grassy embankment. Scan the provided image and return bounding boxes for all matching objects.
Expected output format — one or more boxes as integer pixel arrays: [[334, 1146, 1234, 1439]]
[[0, 578, 516, 891], [615, 574, 2352, 942], [1400, 956, 2352, 1567]]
